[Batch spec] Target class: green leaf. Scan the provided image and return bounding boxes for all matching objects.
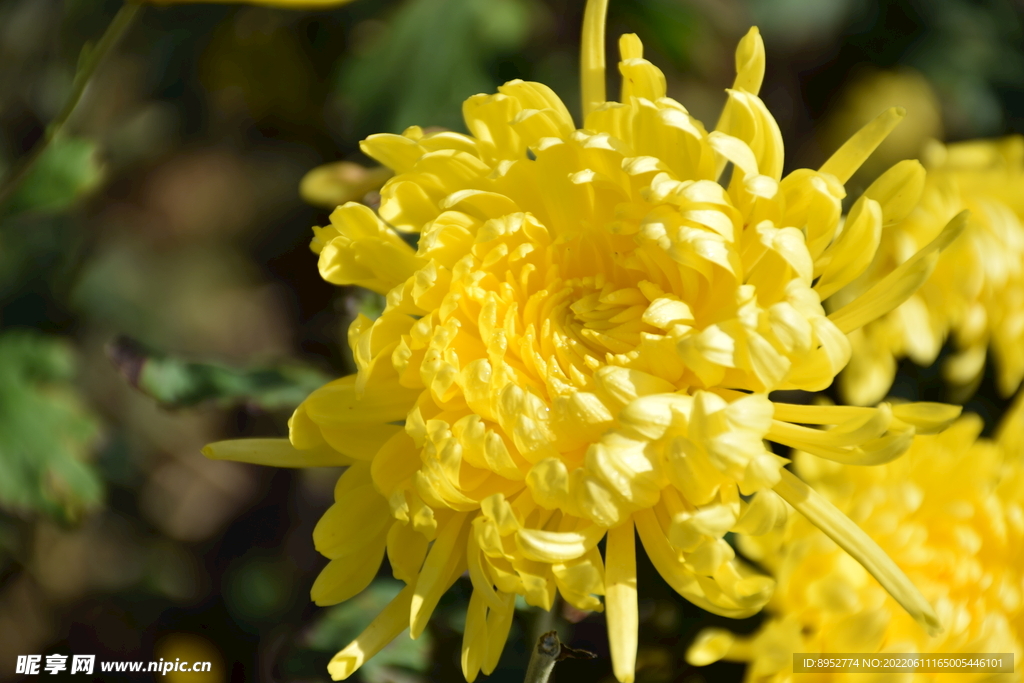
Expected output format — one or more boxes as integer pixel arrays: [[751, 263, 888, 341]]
[[307, 579, 433, 678], [0, 330, 103, 522], [108, 336, 331, 410], [4, 136, 103, 217]]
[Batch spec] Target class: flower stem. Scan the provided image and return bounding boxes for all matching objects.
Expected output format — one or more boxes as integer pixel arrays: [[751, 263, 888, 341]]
[[523, 630, 596, 683], [0, 1, 142, 210], [524, 631, 561, 683]]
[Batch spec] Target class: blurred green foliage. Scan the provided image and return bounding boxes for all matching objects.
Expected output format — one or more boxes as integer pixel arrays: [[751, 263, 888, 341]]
[[337, 0, 533, 134], [2, 136, 104, 218], [906, 0, 1024, 135], [224, 554, 297, 624], [356, 290, 386, 320], [0, 330, 102, 522], [107, 336, 331, 409]]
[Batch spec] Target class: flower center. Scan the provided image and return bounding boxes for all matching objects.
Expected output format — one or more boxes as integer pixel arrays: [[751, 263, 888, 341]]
[[562, 277, 648, 356]]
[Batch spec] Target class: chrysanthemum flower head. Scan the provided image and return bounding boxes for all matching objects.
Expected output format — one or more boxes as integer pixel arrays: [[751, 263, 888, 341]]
[[838, 136, 1024, 405], [687, 392, 1024, 681], [206, 2, 967, 681]]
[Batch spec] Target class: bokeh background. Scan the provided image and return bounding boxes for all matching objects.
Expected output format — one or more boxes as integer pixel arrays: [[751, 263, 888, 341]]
[[1, 0, 1023, 681]]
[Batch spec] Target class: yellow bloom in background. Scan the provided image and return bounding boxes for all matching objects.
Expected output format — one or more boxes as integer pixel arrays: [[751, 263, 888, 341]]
[[687, 393, 1024, 682], [838, 137, 1024, 406], [300, 161, 393, 210], [817, 68, 943, 184], [205, 1, 969, 681]]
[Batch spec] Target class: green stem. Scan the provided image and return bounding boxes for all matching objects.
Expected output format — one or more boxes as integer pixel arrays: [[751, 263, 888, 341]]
[[0, 2, 141, 209]]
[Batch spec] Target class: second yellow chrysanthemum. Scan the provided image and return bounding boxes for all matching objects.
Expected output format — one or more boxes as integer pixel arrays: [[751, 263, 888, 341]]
[[687, 392, 1024, 682], [839, 137, 1024, 405]]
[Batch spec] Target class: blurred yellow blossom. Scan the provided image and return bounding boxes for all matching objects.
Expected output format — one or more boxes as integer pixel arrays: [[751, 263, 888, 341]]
[[687, 392, 1024, 682], [300, 162, 392, 210], [838, 137, 1024, 405], [205, 1, 969, 681], [818, 67, 942, 183]]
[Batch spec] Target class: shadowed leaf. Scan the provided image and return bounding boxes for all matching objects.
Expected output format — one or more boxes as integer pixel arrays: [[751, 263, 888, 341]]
[[107, 335, 331, 410]]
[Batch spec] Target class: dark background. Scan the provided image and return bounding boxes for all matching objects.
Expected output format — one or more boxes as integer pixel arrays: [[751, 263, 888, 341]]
[[1, 0, 1022, 681]]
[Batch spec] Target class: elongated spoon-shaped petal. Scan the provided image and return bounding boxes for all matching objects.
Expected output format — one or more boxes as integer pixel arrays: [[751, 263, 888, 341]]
[[606, 519, 639, 683], [581, 0, 610, 118], [774, 469, 942, 636]]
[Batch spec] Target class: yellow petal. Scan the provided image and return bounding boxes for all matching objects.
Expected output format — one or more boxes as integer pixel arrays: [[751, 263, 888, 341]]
[[300, 162, 392, 210], [327, 584, 416, 680], [201, 438, 352, 468], [775, 403, 893, 448], [315, 202, 424, 294], [685, 628, 736, 666], [462, 93, 524, 163], [552, 549, 606, 611], [670, 504, 737, 551], [310, 531, 387, 606], [768, 418, 912, 466], [635, 508, 772, 617], [360, 133, 424, 175], [500, 80, 574, 122], [302, 374, 419, 427], [618, 34, 667, 102], [715, 89, 784, 181], [819, 107, 905, 184], [770, 401, 876, 424], [592, 366, 677, 411], [731, 490, 788, 536], [813, 196, 882, 300], [861, 159, 925, 226], [461, 588, 488, 682], [581, 0, 610, 117], [371, 431, 421, 503], [467, 527, 507, 611], [827, 210, 968, 333], [410, 512, 471, 638], [482, 591, 516, 675], [773, 469, 942, 636], [313, 484, 392, 559], [605, 519, 639, 683], [891, 401, 962, 434], [837, 327, 898, 406], [516, 524, 606, 563], [387, 521, 429, 584], [731, 27, 765, 95]]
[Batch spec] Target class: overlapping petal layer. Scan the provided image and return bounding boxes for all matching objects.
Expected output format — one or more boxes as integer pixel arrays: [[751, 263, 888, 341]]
[[687, 393, 1024, 681]]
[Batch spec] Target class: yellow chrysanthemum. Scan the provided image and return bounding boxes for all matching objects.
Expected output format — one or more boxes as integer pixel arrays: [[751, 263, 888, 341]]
[[206, 2, 968, 681], [838, 137, 1024, 405], [687, 392, 1024, 682]]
